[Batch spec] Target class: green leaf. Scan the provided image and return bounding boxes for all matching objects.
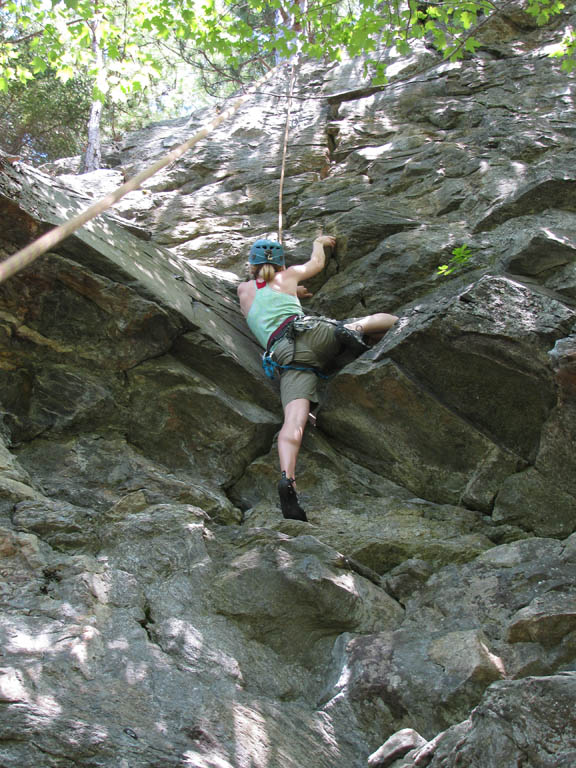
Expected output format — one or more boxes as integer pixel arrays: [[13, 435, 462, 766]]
[[17, 66, 34, 83], [350, 27, 370, 52], [56, 65, 75, 83], [307, 43, 324, 58], [92, 84, 108, 103], [459, 10, 476, 29], [371, 71, 388, 86], [465, 37, 481, 53], [396, 39, 411, 56], [437, 244, 474, 276], [31, 56, 48, 74], [181, 9, 195, 24]]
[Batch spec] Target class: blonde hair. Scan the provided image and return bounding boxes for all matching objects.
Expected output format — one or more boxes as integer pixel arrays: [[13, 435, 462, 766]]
[[250, 263, 277, 283]]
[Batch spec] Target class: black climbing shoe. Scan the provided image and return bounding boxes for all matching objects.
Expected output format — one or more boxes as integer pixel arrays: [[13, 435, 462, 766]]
[[335, 323, 370, 355], [278, 471, 308, 521]]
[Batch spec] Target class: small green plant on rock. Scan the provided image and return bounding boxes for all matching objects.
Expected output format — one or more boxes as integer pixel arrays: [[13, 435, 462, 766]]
[[551, 31, 576, 72], [437, 244, 474, 276]]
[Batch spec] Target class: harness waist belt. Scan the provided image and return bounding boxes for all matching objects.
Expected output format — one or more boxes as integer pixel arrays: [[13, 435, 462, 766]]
[[266, 314, 299, 352]]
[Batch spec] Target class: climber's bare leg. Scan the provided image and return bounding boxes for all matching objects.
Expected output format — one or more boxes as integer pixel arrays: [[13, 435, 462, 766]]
[[344, 312, 398, 335], [277, 398, 309, 521], [278, 398, 310, 483], [344, 312, 398, 342]]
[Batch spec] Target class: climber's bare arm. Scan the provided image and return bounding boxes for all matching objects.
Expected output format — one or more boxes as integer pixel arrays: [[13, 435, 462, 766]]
[[276, 236, 335, 295], [237, 280, 255, 317], [289, 236, 335, 281]]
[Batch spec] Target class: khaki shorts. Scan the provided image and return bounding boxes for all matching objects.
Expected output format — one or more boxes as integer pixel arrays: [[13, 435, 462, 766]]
[[271, 318, 341, 408]]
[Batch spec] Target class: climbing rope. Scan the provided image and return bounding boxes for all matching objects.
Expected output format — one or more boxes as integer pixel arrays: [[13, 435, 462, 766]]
[[0, 63, 282, 285], [277, 60, 298, 245]]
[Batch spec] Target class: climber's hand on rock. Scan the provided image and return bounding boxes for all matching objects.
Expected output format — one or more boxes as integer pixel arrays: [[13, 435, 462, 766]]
[[297, 285, 313, 299], [314, 235, 336, 249]]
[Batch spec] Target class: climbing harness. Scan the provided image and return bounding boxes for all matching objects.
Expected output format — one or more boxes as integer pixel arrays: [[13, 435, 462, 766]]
[[266, 313, 299, 349], [262, 353, 331, 381], [261, 315, 335, 380], [0, 63, 283, 285]]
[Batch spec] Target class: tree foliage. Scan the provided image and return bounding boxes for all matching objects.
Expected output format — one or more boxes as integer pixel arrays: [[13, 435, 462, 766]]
[[2, 0, 572, 94], [0, 0, 209, 162], [0, 60, 92, 161], [0, 0, 572, 164]]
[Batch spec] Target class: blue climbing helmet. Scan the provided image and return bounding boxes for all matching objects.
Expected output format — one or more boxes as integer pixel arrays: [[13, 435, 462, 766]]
[[249, 239, 285, 267]]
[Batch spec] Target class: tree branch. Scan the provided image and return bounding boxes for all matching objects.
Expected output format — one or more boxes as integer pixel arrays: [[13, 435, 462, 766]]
[[444, 0, 522, 59], [8, 17, 86, 46]]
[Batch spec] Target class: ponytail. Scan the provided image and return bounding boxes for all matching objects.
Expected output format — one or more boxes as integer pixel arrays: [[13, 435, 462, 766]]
[[258, 263, 276, 283]]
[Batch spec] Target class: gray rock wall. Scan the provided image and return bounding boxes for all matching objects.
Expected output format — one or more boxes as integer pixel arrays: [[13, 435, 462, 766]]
[[1, 15, 576, 767]]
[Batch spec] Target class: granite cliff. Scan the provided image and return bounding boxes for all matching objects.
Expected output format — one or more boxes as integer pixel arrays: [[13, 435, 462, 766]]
[[1, 8, 576, 767]]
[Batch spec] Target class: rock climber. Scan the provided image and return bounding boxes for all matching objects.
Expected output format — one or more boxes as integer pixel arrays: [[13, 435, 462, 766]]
[[237, 236, 398, 522]]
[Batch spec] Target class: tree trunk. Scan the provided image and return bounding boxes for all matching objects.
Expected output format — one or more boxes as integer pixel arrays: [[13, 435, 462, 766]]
[[80, 14, 104, 174], [82, 98, 103, 172]]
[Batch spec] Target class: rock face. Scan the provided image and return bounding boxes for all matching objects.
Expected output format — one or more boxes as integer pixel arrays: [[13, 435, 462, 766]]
[[1, 12, 576, 767]]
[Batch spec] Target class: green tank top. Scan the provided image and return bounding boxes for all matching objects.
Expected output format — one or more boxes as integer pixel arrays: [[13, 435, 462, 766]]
[[246, 282, 304, 348]]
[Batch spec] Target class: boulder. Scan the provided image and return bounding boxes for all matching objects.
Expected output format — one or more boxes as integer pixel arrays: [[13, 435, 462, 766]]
[[368, 728, 428, 768], [320, 276, 574, 507], [419, 674, 576, 768]]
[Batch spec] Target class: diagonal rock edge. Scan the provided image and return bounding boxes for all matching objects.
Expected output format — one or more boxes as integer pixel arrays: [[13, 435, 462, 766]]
[[1, 29, 576, 768]]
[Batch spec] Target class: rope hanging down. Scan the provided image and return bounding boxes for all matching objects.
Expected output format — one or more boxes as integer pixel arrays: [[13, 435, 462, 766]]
[[277, 60, 297, 245], [0, 63, 282, 285]]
